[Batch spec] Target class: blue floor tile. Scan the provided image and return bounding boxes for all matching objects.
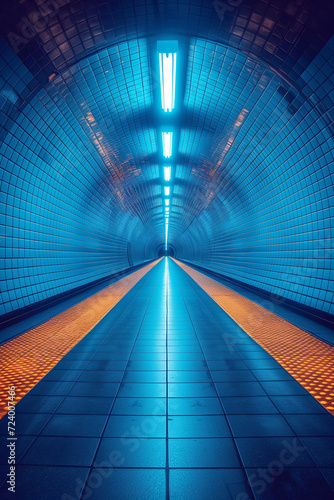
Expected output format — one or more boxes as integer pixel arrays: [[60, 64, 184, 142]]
[[221, 396, 279, 415], [104, 415, 166, 438], [0, 466, 90, 500], [169, 438, 241, 467], [168, 397, 224, 415], [168, 415, 231, 438], [0, 413, 51, 436], [211, 370, 257, 382], [28, 381, 74, 396], [56, 396, 114, 415], [68, 382, 120, 398], [169, 468, 252, 500], [270, 395, 329, 414], [96, 438, 166, 467], [0, 436, 35, 465], [168, 370, 211, 383], [235, 437, 316, 468], [251, 369, 295, 382], [77, 371, 124, 383], [168, 382, 216, 397], [259, 381, 310, 396], [245, 467, 334, 500], [118, 383, 166, 398], [300, 437, 334, 467], [21, 436, 99, 466], [284, 414, 334, 436], [13, 395, 64, 414], [86, 468, 166, 500], [123, 371, 166, 383], [227, 414, 295, 437], [215, 382, 267, 397], [41, 414, 108, 437], [111, 397, 166, 416]]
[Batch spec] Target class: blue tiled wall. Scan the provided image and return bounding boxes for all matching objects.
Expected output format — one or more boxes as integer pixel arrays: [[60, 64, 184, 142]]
[[0, 39, 156, 316], [174, 39, 334, 316]]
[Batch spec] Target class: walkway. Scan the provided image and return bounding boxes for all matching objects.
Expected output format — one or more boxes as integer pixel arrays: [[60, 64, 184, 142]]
[[0, 258, 333, 499]]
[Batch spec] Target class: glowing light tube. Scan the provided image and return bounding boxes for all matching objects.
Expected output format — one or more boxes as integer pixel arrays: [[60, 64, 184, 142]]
[[162, 132, 172, 158], [164, 166, 171, 181], [158, 40, 178, 112]]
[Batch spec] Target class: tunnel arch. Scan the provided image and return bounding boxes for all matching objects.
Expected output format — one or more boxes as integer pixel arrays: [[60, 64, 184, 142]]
[[156, 244, 177, 258], [0, 0, 333, 320]]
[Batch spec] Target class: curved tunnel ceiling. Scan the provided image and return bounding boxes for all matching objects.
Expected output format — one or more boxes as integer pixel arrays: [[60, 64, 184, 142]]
[[0, 0, 333, 317]]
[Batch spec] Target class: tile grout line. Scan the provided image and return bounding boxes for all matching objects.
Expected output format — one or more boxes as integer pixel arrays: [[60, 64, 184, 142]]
[[165, 258, 170, 500]]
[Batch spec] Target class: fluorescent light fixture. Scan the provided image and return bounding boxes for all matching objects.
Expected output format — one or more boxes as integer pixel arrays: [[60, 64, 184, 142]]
[[165, 212, 169, 249], [162, 132, 172, 158], [158, 40, 178, 112], [164, 166, 171, 181], [164, 186, 170, 196], [165, 208, 170, 212], [165, 199, 170, 206], [159, 53, 176, 111]]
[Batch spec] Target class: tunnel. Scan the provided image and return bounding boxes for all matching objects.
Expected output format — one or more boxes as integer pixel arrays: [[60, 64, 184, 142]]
[[0, 0, 334, 498]]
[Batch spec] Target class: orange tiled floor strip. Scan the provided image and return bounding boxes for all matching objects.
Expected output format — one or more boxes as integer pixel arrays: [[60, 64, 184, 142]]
[[0, 259, 162, 419], [172, 258, 334, 415]]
